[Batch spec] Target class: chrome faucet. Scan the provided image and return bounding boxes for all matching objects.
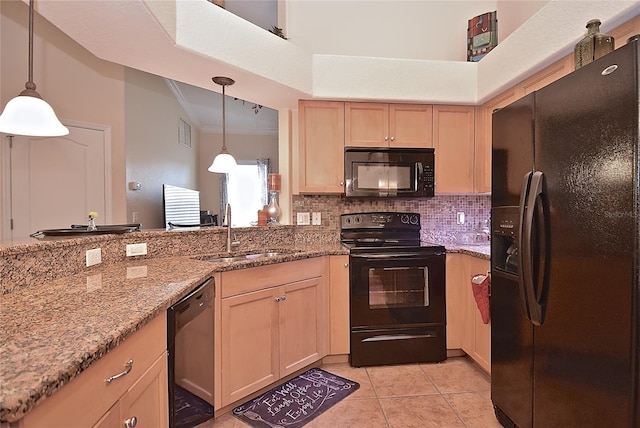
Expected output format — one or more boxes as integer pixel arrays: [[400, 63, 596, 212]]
[[225, 203, 240, 253]]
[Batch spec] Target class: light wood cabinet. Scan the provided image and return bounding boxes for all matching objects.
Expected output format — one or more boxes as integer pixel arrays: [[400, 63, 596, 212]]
[[297, 100, 345, 194], [475, 88, 519, 193], [519, 55, 574, 96], [446, 254, 491, 373], [461, 255, 491, 373], [609, 15, 640, 47], [21, 314, 168, 428], [345, 102, 433, 148], [100, 353, 169, 428], [432, 105, 475, 193], [445, 254, 464, 350], [279, 278, 323, 375], [329, 255, 350, 355], [216, 258, 326, 408], [220, 287, 280, 405]]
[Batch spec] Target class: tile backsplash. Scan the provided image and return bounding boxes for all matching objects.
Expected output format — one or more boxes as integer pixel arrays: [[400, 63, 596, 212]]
[[291, 194, 491, 243]]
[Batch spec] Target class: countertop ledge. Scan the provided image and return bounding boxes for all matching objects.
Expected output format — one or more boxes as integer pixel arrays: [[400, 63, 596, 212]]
[[445, 244, 490, 260], [0, 246, 345, 423]]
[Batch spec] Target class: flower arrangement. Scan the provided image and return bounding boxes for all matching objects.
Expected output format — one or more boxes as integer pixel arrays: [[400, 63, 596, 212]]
[[88, 211, 99, 231]]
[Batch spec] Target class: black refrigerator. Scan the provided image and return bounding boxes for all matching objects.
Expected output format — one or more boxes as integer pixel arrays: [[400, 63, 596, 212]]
[[490, 36, 640, 428]]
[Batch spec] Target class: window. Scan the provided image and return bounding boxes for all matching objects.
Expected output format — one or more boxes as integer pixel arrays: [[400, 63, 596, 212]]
[[222, 159, 269, 226]]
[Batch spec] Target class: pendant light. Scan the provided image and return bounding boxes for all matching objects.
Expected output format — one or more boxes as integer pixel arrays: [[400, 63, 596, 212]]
[[0, 0, 68, 137], [208, 76, 237, 173]]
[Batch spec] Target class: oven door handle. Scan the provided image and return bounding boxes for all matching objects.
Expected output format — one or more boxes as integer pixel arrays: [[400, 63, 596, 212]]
[[362, 333, 439, 342], [350, 252, 443, 259]]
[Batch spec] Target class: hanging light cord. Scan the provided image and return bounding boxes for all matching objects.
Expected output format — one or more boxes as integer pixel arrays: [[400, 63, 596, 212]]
[[221, 83, 227, 152], [25, 0, 37, 94]]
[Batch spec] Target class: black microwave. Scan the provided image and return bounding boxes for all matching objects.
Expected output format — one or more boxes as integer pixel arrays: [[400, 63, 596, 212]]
[[344, 147, 435, 198]]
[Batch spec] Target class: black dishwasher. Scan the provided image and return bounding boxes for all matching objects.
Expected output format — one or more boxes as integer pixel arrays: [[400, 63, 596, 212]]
[[167, 277, 215, 428]]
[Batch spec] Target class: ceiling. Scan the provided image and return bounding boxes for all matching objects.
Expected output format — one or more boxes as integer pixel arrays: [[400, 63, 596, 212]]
[[165, 78, 279, 135]]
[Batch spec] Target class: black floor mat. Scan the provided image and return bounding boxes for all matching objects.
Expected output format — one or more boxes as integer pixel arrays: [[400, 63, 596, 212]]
[[174, 385, 214, 428]]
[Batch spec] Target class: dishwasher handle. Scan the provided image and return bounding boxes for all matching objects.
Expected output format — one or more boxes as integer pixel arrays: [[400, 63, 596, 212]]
[[172, 277, 214, 332]]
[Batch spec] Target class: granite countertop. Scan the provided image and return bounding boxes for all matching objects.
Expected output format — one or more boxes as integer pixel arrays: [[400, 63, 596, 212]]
[[0, 245, 346, 423], [446, 244, 490, 260], [0, 241, 484, 423]]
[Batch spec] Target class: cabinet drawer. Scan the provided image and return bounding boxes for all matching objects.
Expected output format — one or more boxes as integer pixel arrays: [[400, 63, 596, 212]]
[[21, 313, 166, 428], [221, 258, 322, 298]]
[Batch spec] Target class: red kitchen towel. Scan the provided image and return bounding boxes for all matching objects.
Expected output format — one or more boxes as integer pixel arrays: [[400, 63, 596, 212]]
[[471, 274, 491, 324]]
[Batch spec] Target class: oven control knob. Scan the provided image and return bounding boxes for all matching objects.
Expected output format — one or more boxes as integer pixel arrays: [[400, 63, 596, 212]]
[[410, 215, 419, 225], [354, 215, 362, 224], [400, 214, 409, 224]]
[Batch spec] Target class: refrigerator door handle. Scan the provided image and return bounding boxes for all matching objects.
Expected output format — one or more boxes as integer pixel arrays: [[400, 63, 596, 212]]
[[518, 171, 534, 322], [527, 171, 550, 326], [521, 171, 549, 326]]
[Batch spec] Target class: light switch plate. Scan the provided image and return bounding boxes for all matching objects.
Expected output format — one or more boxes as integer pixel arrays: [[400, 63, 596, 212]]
[[297, 212, 310, 225], [312, 212, 321, 225]]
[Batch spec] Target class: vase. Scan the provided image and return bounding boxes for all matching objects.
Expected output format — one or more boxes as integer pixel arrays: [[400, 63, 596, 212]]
[[266, 191, 282, 224], [87, 218, 97, 231], [574, 19, 615, 70]]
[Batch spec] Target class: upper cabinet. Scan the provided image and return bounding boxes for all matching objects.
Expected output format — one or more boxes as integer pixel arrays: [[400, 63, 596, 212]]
[[345, 102, 433, 148], [432, 105, 475, 194], [475, 88, 519, 193], [297, 100, 345, 194]]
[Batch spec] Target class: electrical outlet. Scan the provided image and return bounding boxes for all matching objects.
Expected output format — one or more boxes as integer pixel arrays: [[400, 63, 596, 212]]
[[132, 212, 139, 223], [456, 212, 465, 225], [86, 248, 102, 267], [297, 212, 310, 225], [312, 212, 322, 225], [126, 243, 148, 257]]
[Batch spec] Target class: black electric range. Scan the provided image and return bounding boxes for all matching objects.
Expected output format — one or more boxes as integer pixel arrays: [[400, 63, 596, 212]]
[[340, 212, 447, 367]]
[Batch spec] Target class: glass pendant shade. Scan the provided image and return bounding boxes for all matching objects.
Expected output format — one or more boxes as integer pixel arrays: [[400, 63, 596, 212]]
[[0, 0, 69, 137], [208, 149, 237, 173], [208, 76, 237, 173], [0, 92, 69, 137]]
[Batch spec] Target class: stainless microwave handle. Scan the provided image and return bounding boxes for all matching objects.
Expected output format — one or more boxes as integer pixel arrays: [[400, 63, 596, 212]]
[[416, 162, 422, 190]]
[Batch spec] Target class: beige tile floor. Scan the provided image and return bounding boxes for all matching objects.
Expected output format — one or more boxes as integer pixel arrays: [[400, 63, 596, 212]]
[[202, 356, 503, 428]]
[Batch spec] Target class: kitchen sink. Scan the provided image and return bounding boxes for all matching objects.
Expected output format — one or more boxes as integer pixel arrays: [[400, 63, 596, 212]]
[[201, 251, 289, 263]]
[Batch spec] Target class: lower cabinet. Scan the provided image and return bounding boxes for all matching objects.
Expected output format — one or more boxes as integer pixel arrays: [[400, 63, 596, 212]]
[[329, 255, 350, 355], [461, 255, 491, 373], [94, 353, 168, 428], [216, 258, 326, 408], [21, 314, 168, 428], [446, 253, 491, 373]]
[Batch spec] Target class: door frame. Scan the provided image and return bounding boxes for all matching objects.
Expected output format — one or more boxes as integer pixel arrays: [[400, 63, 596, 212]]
[[1, 119, 113, 240]]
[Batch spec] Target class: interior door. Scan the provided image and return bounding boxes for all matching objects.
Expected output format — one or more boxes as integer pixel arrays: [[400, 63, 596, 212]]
[[8, 125, 109, 238]]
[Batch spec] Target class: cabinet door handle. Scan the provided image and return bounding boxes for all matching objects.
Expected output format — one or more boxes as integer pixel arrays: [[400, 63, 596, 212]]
[[344, 263, 349, 268], [105, 359, 133, 384], [124, 416, 138, 428], [275, 296, 281, 302], [340, 181, 344, 187], [384, 136, 389, 141], [280, 295, 287, 301], [390, 136, 395, 141]]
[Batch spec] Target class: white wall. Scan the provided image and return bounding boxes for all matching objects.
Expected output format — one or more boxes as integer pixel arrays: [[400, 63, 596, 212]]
[[125, 68, 200, 229], [286, 1, 498, 61], [0, 0, 127, 240], [497, 0, 549, 43]]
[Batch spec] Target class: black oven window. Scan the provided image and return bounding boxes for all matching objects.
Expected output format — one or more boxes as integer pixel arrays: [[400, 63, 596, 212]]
[[368, 266, 429, 308]]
